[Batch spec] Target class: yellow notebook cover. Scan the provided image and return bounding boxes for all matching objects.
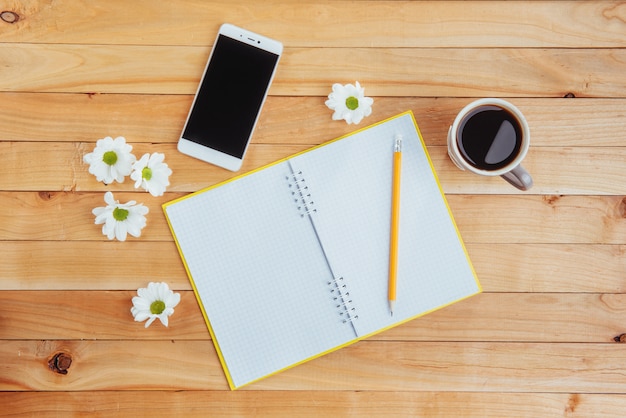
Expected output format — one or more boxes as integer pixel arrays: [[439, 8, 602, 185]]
[[163, 111, 481, 389]]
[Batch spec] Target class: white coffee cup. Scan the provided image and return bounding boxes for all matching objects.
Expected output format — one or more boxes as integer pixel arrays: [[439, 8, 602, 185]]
[[447, 98, 533, 190]]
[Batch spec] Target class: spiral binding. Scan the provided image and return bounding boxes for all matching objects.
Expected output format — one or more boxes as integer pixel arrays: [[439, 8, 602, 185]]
[[327, 276, 358, 324], [287, 167, 356, 324], [286, 171, 317, 217]]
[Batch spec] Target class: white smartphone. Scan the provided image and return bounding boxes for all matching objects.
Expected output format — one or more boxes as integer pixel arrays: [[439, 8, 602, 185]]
[[178, 24, 283, 171]]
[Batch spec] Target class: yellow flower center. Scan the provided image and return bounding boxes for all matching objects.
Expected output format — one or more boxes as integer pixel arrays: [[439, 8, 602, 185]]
[[102, 151, 118, 166], [150, 300, 166, 315], [112, 207, 129, 221], [345, 96, 359, 110], [142, 167, 153, 181]]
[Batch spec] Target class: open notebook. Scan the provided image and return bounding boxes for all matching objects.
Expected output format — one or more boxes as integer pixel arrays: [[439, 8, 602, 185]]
[[163, 111, 481, 389]]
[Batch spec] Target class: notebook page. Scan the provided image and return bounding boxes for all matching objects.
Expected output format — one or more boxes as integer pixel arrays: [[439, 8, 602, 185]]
[[164, 161, 358, 388], [289, 113, 480, 336]]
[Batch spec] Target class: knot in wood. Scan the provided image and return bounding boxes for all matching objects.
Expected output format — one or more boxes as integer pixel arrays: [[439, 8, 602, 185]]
[[613, 333, 626, 343], [48, 352, 72, 375], [0, 11, 19, 24], [38, 191, 54, 201]]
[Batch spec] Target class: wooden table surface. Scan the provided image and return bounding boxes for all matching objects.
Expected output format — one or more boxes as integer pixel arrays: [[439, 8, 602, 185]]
[[2, 1, 626, 416]]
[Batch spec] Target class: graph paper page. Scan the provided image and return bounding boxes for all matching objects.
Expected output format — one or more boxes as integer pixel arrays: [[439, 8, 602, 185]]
[[164, 112, 481, 389], [164, 161, 358, 389], [289, 113, 481, 337]]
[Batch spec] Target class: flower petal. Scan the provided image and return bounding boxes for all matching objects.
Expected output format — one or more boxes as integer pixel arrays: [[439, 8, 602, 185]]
[[154, 282, 168, 301], [83, 137, 136, 184], [137, 285, 155, 302], [132, 282, 180, 328], [165, 292, 181, 308], [157, 313, 169, 327], [114, 221, 128, 241], [325, 82, 373, 125], [102, 223, 114, 240], [103, 192, 116, 205], [148, 152, 165, 166], [132, 296, 151, 310], [132, 309, 151, 322]]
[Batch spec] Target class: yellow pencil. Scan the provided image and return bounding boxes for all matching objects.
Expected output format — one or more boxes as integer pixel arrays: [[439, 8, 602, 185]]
[[388, 134, 402, 316]]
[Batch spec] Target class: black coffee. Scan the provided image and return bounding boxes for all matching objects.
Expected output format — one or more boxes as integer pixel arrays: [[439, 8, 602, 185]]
[[457, 106, 523, 170]]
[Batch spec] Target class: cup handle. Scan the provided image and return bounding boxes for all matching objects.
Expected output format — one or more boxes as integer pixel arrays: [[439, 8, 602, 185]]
[[501, 165, 533, 191]]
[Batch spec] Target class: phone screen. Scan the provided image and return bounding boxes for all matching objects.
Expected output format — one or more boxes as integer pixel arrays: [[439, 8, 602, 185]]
[[182, 35, 280, 158]]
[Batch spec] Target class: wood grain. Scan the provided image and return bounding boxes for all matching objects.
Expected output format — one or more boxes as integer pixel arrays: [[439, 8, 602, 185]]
[[2, 45, 626, 97], [0, 241, 189, 290], [263, 341, 626, 392], [4, 141, 626, 195], [2, 192, 625, 243], [2, 95, 625, 147], [469, 244, 626, 293], [0, 290, 209, 340], [1, 291, 625, 343], [2, 1, 625, 48], [451, 195, 626, 245], [1, 242, 623, 293], [4, 391, 625, 418], [0, 140, 626, 195], [2, 0, 626, 414], [3, 339, 626, 392]]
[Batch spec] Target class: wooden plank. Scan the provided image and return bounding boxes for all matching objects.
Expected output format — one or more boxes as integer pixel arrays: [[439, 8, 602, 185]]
[[383, 293, 626, 344], [431, 146, 626, 195], [3, 142, 626, 195], [238, 341, 626, 392], [281, 48, 626, 98], [2, 0, 626, 414], [0, 339, 225, 391], [0, 191, 181, 242], [469, 244, 626, 293], [1, 242, 623, 293], [0, 241, 190, 290], [3, 391, 625, 417], [2, 46, 626, 97], [0, 44, 210, 95], [450, 195, 626, 245], [3, 340, 626, 392], [0, 92, 191, 143], [1, 291, 625, 343], [0, 290, 209, 341], [0, 142, 306, 193], [1, 192, 625, 244], [2, 1, 625, 48], [2, 95, 625, 148]]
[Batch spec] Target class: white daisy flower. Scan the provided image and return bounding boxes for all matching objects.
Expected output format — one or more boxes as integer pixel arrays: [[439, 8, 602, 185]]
[[131, 152, 172, 197], [324, 81, 374, 124], [131, 282, 181, 328], [92, 191, 149, 241], [83, 136, 136, 184]]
